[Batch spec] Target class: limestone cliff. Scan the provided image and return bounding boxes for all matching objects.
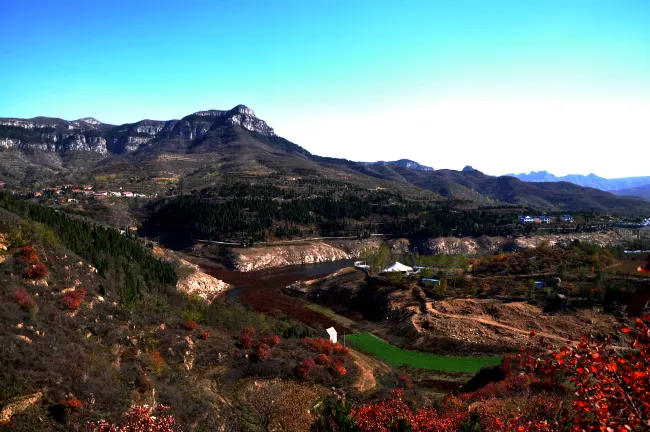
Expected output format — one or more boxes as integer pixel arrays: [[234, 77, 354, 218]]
[[152, 245, 230, 302], [231, 242, 351, 272], [420, 230, 636, 255], [0, 104, 274, 158]]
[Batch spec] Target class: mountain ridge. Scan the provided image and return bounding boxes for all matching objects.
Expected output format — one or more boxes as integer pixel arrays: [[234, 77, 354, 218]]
[[2, 105, 650, 216]]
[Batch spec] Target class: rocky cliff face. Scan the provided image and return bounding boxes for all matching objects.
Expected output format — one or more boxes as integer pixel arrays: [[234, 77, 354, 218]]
[[0, 104, 275, 158], [420, 230, 636, 255], [231, 242, 351, 272]]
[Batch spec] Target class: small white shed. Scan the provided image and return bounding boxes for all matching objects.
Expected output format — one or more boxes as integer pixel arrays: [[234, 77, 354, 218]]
[[326, 327, 337, 344]]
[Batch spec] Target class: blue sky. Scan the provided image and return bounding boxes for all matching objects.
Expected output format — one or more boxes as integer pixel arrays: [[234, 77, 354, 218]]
[[2, 0, 649, 177]]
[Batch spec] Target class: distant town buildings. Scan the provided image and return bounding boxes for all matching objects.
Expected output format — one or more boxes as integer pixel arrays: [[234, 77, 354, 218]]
[[518, 215, 573, 224], [519, 215, 550, 224], [23, 185, 149, 200]]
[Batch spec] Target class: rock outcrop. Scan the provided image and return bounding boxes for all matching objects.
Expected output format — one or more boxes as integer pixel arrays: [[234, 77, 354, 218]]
[[0, 392, 43, 424], [176, 260, 230, 303], [421, 230, 636, 255], [152, 244, 230, 302], [232, 242, 351, 272]]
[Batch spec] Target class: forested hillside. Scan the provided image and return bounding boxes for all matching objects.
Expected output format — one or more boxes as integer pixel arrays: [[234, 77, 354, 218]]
[[0, 191, 176, 309], [142, 182, 525, 243]]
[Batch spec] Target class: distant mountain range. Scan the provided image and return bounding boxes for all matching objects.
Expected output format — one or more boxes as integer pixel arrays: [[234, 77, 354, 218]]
[[506, 171, 650, 192], [1, 105, 650, 216]]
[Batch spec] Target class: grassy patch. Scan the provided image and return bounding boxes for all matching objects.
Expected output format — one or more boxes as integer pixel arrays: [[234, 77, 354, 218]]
[[305, 303, 356, 328], [344, 333, 501, 373]]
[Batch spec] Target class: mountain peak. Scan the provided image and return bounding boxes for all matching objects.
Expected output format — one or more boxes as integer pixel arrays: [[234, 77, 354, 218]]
[[187, 105, 274, 136], [230, 104, 256, 117], [75, 117, 103, 125], [462, 165, 477, 172]]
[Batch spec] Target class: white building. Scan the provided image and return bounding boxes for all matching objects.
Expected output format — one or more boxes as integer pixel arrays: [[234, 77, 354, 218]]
[[381, 261, 413, 273]]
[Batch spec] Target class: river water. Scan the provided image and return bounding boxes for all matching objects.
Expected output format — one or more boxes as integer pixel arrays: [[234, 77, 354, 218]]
[[198, 259, 356, 301]]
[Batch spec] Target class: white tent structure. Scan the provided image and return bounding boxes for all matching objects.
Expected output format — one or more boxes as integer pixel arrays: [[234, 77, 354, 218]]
[[326, 327, 337, 344], [381, 261, 413, 273]]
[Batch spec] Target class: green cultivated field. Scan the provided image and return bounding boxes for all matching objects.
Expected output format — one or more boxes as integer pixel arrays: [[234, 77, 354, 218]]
[[344, 333, 501, 373]]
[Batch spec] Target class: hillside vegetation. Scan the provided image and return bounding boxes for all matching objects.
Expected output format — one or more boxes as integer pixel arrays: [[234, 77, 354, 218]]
[[143, 181, 526, 243]]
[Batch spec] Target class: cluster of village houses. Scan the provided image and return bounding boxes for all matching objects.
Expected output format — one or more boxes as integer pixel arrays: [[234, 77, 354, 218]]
[[519, 215, 650, 226], [518, 215, 574, 224], [32, 184, 148, 200]]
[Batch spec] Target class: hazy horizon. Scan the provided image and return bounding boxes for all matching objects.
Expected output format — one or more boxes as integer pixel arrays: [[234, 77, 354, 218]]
[[2, 0, 649, 178]]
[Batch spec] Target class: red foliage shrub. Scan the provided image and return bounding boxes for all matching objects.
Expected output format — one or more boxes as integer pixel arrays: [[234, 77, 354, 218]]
[[329, 357, 347, 376], [316, 353, 330, 365], [256, 343, 270, 361], [182, 320, 198, 331], [301, 337, 349, 357], [352, 389, 465, 432], [520, 317, 650, 431], [86, 405, 178, 431], [27, 262, 48, 279], [60, 398, 83, 410], [296, 357, 315, 378], [333, 343, 350, 355], [260, 334, 280, 347], [301, 337, 335, 355], [61, 289, 86, 310], [240, 334, 253, 349], [198, 331, 210, 340], [14, 289, 36, 310], [18, 246, 39, 265], [239, 327, 256, 348]]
